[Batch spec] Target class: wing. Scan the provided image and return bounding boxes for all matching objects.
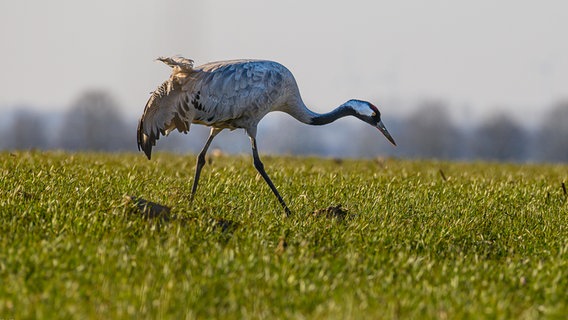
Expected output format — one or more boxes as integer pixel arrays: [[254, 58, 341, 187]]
[[190, 60, 290, 126], [137, 73, 196, 160]]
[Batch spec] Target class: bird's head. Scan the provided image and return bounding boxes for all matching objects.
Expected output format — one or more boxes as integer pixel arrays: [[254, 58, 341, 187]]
[[347, 99, 397, 146]]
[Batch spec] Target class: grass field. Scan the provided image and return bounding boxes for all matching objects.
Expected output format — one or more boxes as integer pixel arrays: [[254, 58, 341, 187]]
[[1, 151, 567, 319]]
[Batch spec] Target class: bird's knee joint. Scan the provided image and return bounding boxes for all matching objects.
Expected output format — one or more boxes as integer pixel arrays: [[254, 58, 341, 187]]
[[253, 159, 264, 170], [197, 154, 207, 166]]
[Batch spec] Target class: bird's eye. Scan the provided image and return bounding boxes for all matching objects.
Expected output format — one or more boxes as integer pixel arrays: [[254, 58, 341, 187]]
[[371, 112, 377, 117]]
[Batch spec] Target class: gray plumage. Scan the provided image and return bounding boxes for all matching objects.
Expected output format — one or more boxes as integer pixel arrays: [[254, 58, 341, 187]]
[[137, 56, 396, 215]]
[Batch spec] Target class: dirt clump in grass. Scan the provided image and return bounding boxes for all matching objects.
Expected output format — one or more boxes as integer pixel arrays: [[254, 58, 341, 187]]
[[212, 217, 239, 233], [312, 204, 350, 220], [124, 195, 172, 221]]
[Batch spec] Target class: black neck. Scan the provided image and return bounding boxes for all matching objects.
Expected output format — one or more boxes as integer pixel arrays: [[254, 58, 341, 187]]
[[309, 105, 355, 126]]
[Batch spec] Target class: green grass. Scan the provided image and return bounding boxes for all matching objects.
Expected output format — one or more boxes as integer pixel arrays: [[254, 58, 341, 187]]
[[1, 151, 567, 319]]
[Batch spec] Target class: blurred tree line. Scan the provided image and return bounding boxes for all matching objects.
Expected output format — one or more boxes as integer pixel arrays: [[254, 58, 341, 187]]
[[2, 90, 568, 163], [2, 91, 134, 152]]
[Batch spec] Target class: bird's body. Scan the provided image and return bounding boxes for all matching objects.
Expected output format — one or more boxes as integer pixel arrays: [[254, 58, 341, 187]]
[[183, 59, 290, 129], [138, 56, 396, 215], [138, 58, 299, 146]]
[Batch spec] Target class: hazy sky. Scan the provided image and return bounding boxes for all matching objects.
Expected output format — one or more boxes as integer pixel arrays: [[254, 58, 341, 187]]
[[2, 0, 567, 123]]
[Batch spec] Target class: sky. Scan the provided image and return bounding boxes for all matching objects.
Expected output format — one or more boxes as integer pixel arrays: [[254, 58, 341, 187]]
[[1, 0, 567, 125]]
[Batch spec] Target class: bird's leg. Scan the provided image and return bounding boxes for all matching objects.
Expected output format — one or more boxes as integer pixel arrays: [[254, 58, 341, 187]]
[[191, 128, 222, 201], [249, 136, 291, 217]]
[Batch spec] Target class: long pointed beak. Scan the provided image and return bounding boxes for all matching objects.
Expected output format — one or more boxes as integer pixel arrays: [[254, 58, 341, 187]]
[[376, 120, 397, 146]]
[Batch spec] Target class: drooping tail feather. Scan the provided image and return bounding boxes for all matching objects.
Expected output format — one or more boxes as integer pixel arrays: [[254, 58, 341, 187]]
[[137, 57, 196, 159], [137, 117, 154, 160]]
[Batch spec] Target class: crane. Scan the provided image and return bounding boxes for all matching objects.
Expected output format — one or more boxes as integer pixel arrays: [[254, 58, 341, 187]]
[[137, 56, 396, 216]]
